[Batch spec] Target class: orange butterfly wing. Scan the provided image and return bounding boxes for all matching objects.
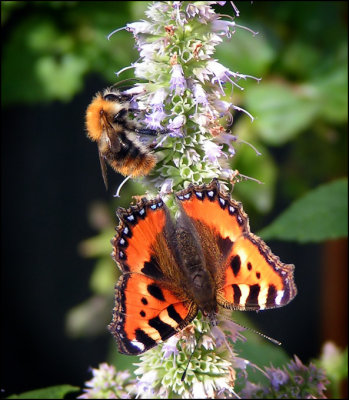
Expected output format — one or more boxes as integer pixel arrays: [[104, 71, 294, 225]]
[[218, 232, 297, 311], [177, 180, 297, 312], [109, 198, 197, 355]]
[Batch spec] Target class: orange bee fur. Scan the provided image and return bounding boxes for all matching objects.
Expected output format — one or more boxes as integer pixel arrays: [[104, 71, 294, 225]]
[[85, 87, 157, 189]]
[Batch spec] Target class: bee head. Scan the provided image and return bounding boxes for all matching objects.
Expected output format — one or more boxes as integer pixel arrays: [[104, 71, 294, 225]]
[[85, 89, 132, 141]]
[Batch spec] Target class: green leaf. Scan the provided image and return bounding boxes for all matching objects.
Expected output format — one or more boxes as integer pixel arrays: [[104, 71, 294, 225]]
[[230, 129, 277, 214], [279, 41, 321, 78], [90, 257, 117, 295], [65, 294, 111, 338], [7, 385, 80, 399], [313, 61, 348, 124], [217, 26, 276, 77], [259, 178, 348, 243], [36, 54, 88, 101], [245, 81, 319, 145], [78, 229, 116, 258]]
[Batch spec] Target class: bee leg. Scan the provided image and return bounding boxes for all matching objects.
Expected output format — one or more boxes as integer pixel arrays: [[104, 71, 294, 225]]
[[135, 128, 169, 136], [135, 128, 158, 136]]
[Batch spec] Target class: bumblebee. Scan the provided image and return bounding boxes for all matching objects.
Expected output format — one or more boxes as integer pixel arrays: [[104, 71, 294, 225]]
[[85, 86, 158, 189]]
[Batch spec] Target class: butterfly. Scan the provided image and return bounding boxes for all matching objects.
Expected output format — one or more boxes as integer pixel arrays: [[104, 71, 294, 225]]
[[108, 179, 297, 355]]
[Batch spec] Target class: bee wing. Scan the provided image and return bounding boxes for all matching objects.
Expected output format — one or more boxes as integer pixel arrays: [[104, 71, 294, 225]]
[[104, 124, 122, 154], [108, 133, 122, 153], [98, 149, 109, 190]]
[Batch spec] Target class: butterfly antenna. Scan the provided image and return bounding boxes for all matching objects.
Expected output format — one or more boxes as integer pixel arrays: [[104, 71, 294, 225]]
[[181, 330, 204, 382], [220, 316, 281, 346], [247, 325, 281, 346]]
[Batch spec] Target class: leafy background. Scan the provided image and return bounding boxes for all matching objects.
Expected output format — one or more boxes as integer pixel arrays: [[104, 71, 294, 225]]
[[1, 1, 347, 398]]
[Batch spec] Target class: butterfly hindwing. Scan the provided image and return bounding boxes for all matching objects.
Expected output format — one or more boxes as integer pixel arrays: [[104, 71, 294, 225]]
[[217, 232, 297, 311], [109, 273, 197, 354], [109, 197, 198, 355]]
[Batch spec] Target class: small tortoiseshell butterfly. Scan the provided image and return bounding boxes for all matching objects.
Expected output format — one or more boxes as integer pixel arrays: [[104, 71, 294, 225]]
[[108, 179, 297, 355]]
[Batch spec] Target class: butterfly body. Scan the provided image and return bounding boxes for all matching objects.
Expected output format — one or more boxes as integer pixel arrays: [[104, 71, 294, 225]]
[[168, 207, 218, 321], [109, 180, 297, 355]]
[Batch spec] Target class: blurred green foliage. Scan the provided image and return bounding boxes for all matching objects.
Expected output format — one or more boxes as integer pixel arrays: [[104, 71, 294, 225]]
[[259, 178, 348, 242], [318, 342, 348, 399], [221, 2, 348, 213], [7, 384, 79, 399], [2, 2, 347, 212], [2, 1, 147, 104]]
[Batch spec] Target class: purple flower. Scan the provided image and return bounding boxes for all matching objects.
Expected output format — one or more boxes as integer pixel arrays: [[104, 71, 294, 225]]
[[162, 335, 179, 358], [217, 132, 262, 157], [219, 319, 247, 344], [185, 3, 215, 22], [212, 17, 259, 38], [211, 19, 237, 37], [206, 60, 244, 93], [145, 1, 170, 20], [172, 1, 187, 26], [193, 65, 211, 83], [126, 20, 154, 35], [210, 326, 225, 347], [206, 60, 261, 94], [149, 88, 168, 110], [215, 1, 228, 6], [144, 109, 167, 130], [215, 132, 237, 156], [288, 355, 308, 373], [201, 334, 215, 350], [213, 99, 232, 114], [265, 367, 289, 390], [139, 41, 163, 58], [167, 114, 185, 136], [159, 179, 174, 195], [170, 63, 187, 95], [203, 141, 226, 165], [240, 381, 263, 398], [185, 3, 199, 18], [186, 148, 201, 165], [78, 364, 134, 399], [294, 375, 304, 385], [135, 379, 155, 399], [191, 81, 210, 111]]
